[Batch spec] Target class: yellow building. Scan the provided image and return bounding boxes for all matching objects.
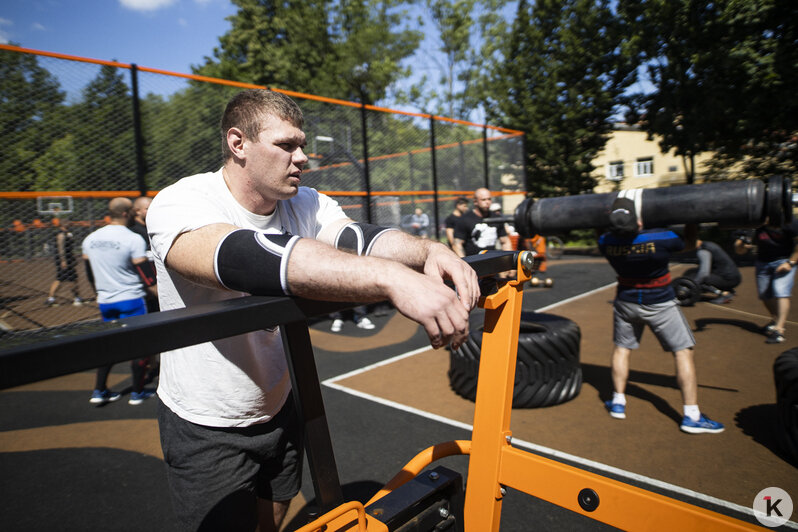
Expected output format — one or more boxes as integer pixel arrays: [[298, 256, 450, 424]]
[[592, 125, 713, 193]]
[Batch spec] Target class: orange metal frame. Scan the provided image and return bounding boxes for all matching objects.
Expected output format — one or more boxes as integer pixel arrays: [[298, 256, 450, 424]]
[[298, 252, 761, 531]]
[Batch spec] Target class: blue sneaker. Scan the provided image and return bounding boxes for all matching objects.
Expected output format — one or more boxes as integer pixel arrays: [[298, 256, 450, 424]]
[[604, 400, 626, 419], [680, 414, 724, 434], [89, 389, 121, 405], [128, 389, 156, 405]]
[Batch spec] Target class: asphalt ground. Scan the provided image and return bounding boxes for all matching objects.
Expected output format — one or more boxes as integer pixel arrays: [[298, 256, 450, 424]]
[[1, 254, 797, 531]]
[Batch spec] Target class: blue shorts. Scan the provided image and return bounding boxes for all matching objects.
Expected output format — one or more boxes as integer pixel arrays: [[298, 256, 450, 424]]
[[755, 259, 797, 299], [98, 297, 147, 321]]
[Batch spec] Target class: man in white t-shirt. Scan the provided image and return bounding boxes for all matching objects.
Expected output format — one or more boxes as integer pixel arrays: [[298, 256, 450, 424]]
[[147, 89, 480, 531], [82, 197, 157, 406]]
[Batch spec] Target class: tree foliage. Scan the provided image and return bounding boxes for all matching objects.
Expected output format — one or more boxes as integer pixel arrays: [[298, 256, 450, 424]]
[[486, 0, 637, 196], [620, 0, 798, 181], [0, 46, 65, 192], [195, 0, 422, 105]]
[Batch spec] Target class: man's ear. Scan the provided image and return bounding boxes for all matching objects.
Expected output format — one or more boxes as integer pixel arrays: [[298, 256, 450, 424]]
[[226, 127, 246, 160]]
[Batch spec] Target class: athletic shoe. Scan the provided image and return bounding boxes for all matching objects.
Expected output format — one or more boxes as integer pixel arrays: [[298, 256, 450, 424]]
[[356, 317, 375, 330], [766, 330, 785, 344], [89, 389, 121, 405], [761, 321, 777, 334], [45, 297, 57, 307], [72, 297, 83, 306], [128, 389, 156, 405], [604, 400, 626, 419], [708, 293, 732, 304], [680, 414, 724, 434], [330, 319, 344, 333]]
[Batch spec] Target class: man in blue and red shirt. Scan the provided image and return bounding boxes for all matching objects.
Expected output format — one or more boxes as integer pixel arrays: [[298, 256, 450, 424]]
[[598, 197, 724, 434]]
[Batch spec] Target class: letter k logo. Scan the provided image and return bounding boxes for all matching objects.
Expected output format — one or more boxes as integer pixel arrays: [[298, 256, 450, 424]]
[[765, 496, 783, 517]]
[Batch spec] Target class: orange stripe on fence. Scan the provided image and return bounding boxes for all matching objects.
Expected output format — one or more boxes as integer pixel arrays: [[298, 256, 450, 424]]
[[0, 45, 524, 135], [0, 189, 524, 200]]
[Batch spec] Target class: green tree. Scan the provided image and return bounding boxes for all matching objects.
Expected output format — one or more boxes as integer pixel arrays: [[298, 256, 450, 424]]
[[330, 0, 422, 104], [621, 0, 798, 182], [0, 46, 65, 192], [487, 0, 637, 196], [71, 65, 137, 191], [195, 0, 421, 105], [196, 0, 333, 95]]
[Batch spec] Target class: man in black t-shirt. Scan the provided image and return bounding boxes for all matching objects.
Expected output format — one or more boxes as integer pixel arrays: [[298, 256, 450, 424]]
[[452, 188, 511, 257], [735, 218, 798, 343], [444, 197, 469, 248]]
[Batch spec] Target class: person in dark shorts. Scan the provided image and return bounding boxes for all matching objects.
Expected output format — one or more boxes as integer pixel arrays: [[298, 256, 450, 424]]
[[147, 89, 479, 531], [46, 223, 84, 306], [599, 197, 724, 434], [735, 218, 798, 344], [693, 240, 742, 304]]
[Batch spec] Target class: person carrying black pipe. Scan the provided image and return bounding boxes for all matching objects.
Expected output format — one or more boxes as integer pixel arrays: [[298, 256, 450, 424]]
[[598, 197, 724, 434]]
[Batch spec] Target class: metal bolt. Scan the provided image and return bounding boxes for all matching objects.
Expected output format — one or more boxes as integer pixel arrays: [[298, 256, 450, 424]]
[[439, 507, 450, 518], [428, 471, 440, 481], [500, 487, 507, 496]]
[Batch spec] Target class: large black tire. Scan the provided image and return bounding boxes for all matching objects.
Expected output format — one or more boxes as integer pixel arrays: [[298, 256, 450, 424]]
[[774, 348, 798, 464], [448, 312, 582, 408]]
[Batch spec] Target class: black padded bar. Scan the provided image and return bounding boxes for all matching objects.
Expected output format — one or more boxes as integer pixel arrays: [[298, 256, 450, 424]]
[[0, 297, 354, 391]]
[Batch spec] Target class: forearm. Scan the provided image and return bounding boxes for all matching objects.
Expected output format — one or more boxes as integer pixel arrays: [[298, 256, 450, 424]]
[[367, 228, 449, 271], [286, 238, 405, 302]]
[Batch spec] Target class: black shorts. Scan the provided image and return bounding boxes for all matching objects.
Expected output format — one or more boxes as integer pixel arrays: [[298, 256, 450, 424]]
[[55, 265, 77, 282], [158, 396, 303, 531]]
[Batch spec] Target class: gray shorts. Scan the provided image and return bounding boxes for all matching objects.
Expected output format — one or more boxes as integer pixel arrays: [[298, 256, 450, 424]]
[[613, 299, 695, 352], [158, 396, 303, 531]]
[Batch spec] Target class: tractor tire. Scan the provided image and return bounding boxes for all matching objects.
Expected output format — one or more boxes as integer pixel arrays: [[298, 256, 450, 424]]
[[448, 312, 582, 408], [774, 348, 798, 464]]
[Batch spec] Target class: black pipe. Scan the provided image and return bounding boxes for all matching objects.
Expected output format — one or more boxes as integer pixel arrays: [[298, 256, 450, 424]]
[[512, 179, 780, 237]]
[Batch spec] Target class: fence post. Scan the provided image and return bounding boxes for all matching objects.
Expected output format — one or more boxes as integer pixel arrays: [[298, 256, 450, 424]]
[[429, 116, 440, 241], [359, 104, 372, 224], [483, 126, 490, 190], [130, 64, 147, 197]]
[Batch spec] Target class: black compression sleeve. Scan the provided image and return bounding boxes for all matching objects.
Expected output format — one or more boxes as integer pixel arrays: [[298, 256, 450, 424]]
[[214, 229, 302, 296]]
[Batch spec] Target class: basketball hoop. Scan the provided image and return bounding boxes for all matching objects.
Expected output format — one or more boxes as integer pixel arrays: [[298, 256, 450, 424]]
[[36, 196, 73, 216]]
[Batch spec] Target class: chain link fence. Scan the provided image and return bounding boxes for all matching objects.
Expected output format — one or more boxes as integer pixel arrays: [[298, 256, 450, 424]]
[[0, 44, 525, 334]]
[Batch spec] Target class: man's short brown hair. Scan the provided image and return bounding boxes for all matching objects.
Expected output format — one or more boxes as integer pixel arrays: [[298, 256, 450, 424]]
[[220, 89, 305, 161]]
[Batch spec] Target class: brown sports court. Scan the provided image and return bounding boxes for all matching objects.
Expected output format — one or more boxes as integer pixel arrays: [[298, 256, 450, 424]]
[[0, 256, 795, 530]]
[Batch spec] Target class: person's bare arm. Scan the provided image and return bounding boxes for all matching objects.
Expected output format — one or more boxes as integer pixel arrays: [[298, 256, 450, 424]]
[[366, 229, 479, 312], [165, 223, 472, 349], [445, 227, 455, 247], [452, 237, 466, 258]]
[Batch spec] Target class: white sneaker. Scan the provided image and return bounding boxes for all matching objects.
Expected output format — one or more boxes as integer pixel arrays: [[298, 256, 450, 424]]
[[356, 317, 375, 330], [330, 319, 344, 332]]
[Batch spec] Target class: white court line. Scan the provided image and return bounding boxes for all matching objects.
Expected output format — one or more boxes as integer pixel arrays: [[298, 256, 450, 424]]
[[322, 283, 798, 528]]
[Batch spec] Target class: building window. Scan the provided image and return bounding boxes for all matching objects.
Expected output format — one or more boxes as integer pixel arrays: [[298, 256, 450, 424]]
[[635, 157, 654, 176], [607, 161, 624, 180]]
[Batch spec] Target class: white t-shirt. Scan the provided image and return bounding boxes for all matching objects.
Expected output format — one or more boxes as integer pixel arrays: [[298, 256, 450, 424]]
[[147, 169, 348, 427], [82, 225, 147, 304]]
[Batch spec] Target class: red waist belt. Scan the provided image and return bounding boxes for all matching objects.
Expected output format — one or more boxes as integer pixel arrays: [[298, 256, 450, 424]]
[[617, 273, 672, 289]]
